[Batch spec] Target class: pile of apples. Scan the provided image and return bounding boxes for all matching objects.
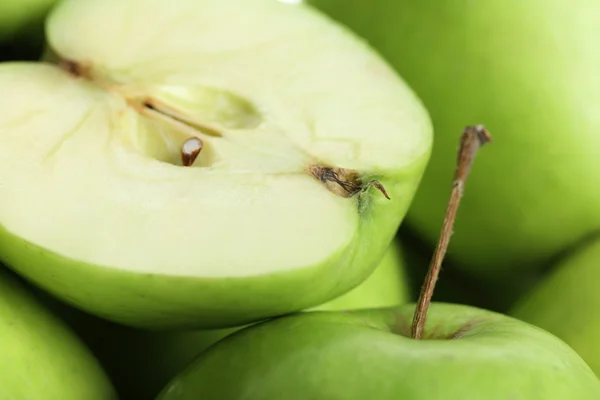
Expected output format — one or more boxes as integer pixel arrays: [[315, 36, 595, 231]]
[[1, 0, 600, 399]]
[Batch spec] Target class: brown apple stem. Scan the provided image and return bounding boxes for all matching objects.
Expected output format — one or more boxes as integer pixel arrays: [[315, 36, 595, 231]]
[[410, 125, 492, 340]]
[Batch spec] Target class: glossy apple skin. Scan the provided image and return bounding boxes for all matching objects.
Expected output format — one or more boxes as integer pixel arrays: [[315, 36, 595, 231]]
[[156, 303, 600, 400], [0, 268, 116, 399], [511, 237, 600, 376], [309, 0, 600, 273], [35, 242, 409, 399]]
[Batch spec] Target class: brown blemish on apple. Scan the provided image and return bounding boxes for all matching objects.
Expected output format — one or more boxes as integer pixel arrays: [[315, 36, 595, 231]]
[[308, 164, 390, 200], [58, 59, 92, 79]]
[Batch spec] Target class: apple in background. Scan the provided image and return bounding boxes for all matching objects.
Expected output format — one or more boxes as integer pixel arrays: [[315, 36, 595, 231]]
[[0, 268, 116, 399], [34, 241, 410, 399], [510, 236, 600, 376], [156, 303, 600, 400], [0, 0, 58, 62], [313, 240, 409, 311], [0, 0, 432, 330], [398, 227, 481, 307], [0, 0, 57, 42], [308, 0, 600, 274]]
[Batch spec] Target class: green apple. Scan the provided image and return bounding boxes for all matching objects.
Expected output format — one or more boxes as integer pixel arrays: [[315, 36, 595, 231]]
[[308, 0, 600, 273], [0, 0, 57, 42], [35, 241, 410, 399], [0, 267, 116, 399], [511, 237, 600, 376], [156, 302, 600, 400], [0, 0, 432, 329], [313, 240, 409, 310]]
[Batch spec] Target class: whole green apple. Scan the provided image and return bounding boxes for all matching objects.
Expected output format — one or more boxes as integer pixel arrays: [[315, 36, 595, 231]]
[[0, 0, 431, 329], [0, 268, 116, 399], [308, 0, 600, 273], [511, 236, 600, 376], [36, 241, 410, 399], [156, 303, 600, 400]]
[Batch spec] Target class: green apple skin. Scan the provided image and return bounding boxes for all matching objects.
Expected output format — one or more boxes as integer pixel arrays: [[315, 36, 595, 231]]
[[156, 303, 600, 400], [0, 0, 57, 42], [0, 202, 416, 330], [309, 0, 600, 273], [36, 242, 409, 399], [511, 237, 600, 376], [312, 241, 409, 310], [0, 0, 432, 330], [0, 268, 116, 400]]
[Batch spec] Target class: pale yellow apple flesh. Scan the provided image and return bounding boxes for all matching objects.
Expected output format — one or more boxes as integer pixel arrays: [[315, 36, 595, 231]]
[[0, 0, 431, 328]]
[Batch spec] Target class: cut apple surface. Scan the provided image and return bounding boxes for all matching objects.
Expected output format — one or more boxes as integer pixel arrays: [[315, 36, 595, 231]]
[[0, 0, 431, 328]]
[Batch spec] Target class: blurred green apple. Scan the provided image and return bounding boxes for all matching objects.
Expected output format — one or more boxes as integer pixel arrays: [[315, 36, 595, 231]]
[[0, 268, 116, 399], [0, 0, 57, 62], [36, 242, 409, 399], [0, 0, 57, 42], [0, 0, 431, 330], [313, 241, 409, 310], [309, 0, 600, 273], [156, 303, 600, 400], [511, 236, 600, 376]]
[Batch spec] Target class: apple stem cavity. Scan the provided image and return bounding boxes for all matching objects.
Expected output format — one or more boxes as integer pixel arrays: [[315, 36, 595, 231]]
[[410, 125, 492, 340]]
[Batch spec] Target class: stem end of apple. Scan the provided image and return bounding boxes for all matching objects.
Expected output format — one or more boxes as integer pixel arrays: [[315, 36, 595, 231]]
[[410, 124, 492, 340]]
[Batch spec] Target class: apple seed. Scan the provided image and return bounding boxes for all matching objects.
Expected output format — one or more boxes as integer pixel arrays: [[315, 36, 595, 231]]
[[181, 137, 203, 167]]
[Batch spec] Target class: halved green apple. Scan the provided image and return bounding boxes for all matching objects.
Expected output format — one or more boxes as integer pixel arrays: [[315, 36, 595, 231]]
[[0, 0, 431, 329]]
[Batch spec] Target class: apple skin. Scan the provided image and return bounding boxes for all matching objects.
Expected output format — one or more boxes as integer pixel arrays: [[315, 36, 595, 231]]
[[510, 237, 600, 376], [0, 268, 116, 399], [308, 0, 600, 273], [311, 241, 409, 310], [0, 0, 57, 42], [0, 197, 417, 330], [34, 242, 409, 399], [156, 302, 600, 400]]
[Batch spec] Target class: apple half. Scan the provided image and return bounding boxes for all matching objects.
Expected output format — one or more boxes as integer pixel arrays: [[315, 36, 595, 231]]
[[0, 0, 431, 329]]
